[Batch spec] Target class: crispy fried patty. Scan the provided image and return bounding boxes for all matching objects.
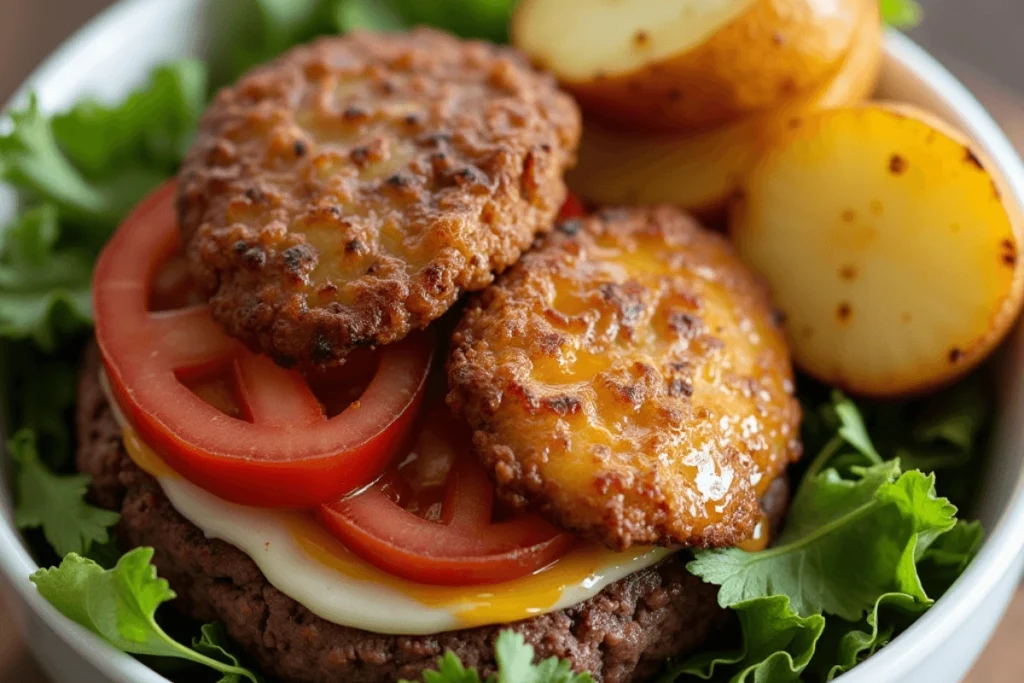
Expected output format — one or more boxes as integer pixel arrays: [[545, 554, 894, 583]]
[[448, 206, 802, 551], [77, 348, 788, 683], [178, 29, 581, 368]]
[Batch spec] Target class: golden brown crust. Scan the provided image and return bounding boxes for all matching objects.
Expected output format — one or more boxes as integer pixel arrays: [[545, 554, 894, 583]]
[[178, 29, 581, 367], [448, 206, 801, 550]]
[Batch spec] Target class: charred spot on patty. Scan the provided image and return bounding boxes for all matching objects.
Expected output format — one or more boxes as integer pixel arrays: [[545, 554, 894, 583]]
[[242, 247, 267, 269], [282, 244, 316, 272]]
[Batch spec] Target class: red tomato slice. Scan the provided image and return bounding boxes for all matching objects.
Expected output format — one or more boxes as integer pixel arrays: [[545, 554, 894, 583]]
[[94, 182, 434, 507], [318, 404, 575, 585], [557, 192, 587, 221]]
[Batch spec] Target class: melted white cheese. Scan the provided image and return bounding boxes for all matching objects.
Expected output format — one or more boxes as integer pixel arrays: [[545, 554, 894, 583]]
[[100, 371, 672, 635]]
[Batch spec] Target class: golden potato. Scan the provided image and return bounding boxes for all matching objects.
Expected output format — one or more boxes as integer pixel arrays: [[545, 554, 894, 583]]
[[566, 0, 881, 219], [513, 0, 863, 131], [757, 0, 882, 132], [730, 104, 1024, 397], [567, 121, 760, 221]]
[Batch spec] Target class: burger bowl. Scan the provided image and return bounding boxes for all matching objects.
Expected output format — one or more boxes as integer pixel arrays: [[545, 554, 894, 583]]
[[0, 1, 1023, 682]]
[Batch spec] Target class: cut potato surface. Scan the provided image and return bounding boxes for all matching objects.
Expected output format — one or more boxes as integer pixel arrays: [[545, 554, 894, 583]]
[[567, 0, 881, 218], [567, 121, 761, 220], [731, 104, 1024, 397], [513, 0, 862, 130]]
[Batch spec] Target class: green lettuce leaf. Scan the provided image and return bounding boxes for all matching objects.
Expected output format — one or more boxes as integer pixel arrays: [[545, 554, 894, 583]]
[[210, 0, 518, 85], [0, 96, 165, 230], [388, 0, 515, 42], [679, 392, 978, 682], [913, 379, 987, 452], [815, 592, 927, 681], [193, 623, 261, 683], [0, 204, 92, 348], [688, 463, 956, 620], [12, 353, 79, 466], [2, 55, 215, 559], [850, 380, 989, 508], [834, 393, 882, 465], [334, 0, 405, 32], [917, 520, 984, 597], [10, 429, 119, 557], [401, 631, 593, 683], [30, 549, 259, 682], [211, 0, 346, 84], [895, 378, 989, 481], [663, 596, 825, 683], [1, 60, 204, 235], [51, 60, 207, 179]]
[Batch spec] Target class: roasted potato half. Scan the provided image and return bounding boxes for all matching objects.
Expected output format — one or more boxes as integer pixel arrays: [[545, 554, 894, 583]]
[[566, 0, 881, 219], [567, 122, 760, 221], [731, 104, 1024, 397], [513, 0, 863, 131]]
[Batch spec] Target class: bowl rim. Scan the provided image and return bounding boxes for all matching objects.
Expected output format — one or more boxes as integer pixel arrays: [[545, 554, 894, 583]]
[[1, 3, 1023, 682]]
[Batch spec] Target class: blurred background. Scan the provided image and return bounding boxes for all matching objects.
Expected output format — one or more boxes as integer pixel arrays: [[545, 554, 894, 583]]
[[0, 0, 1021, 681]]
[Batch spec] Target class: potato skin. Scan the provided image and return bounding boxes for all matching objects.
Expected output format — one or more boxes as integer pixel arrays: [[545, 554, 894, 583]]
[[178, 29, 580, 368], [448, 206, 802, 550], [550, 0, 862, 131], [565, 0, 880, 221], [730, 103, 1024, 397]]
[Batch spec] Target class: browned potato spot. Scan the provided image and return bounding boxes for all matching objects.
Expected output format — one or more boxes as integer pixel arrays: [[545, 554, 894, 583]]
[[731, 104, 1024, 396], [448, 206, 802, 550]]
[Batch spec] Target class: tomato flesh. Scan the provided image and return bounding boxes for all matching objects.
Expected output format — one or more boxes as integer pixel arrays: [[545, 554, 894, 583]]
[[94, 183, 434, 507], [318, 404, 575, 585], [557, 192, 587, 221]]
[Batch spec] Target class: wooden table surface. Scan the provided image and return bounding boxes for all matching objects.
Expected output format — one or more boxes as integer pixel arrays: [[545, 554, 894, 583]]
[[1, 1, 1024, 681]]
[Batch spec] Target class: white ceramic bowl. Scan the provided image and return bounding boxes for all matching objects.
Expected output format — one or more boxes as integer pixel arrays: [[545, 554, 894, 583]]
[[2, 2, 1024, 682]]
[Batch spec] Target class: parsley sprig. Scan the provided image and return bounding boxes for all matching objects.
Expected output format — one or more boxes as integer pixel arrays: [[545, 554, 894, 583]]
[[10, 430, 119, 557], [402, 631, 593, 683]]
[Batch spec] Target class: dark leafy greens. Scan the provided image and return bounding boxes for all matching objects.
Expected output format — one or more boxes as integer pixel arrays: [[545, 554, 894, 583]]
[[669, 389, 985, 682], [0, 1, 981, 682], [210, 0, 514, 86], [50, 61, 206, 184], [31, 549, 260, 682], [0, 204, 92, 348], [689, 464, 956, 621], [661, 596, 826, 683], [0, 62, 210, 568]]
